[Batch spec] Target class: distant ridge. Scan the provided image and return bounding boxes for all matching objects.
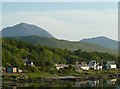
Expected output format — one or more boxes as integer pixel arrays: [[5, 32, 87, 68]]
[[1, 22, 54, 38], [80, 36, 118, 50]]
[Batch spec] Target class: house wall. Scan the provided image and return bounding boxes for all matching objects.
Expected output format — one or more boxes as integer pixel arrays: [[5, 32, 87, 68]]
[[81, 66, 90, 70], [31, 62, 34, 65], [6, 68, 13, 73], [110, 65, 117, 69], [13, 68, 17, 73], [18, 70, 23, 73], [55, 64, 68, 70], [56, 67, 63, 70]]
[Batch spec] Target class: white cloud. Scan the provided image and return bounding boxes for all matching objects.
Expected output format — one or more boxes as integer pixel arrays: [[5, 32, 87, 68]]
[[2, 10, 118, 41]]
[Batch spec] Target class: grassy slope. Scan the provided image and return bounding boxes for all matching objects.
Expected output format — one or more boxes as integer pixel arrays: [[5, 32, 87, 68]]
[[6, 36, 117, 55]]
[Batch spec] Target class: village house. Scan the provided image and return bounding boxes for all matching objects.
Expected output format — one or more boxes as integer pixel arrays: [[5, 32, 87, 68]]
[[110, 64, 117, 69], [88, 60, 97, 69], [55, 64, 69, 70], [22, 58, 35, 66], [75, 61, 90, 71], [88, 60, 102, 70], [1, 67, 23, 74], [105, 61, 117, 69], [26, 62, 35, 66], [6, 67, 18, 73], [22, 58, 29, 63], [96, 65, 102, 70]]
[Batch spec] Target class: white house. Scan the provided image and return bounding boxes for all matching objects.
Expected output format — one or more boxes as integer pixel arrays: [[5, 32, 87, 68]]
[[105, 61, 117, 69], [88, 60, 102, 70], [96, 65, 102, 70], [110, 64, 117, 69], [88, 60, 97, 69], [55, 64, 69, 70]]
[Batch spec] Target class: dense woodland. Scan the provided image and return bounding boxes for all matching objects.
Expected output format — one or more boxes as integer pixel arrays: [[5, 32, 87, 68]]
[[2, 38, 119, 73]]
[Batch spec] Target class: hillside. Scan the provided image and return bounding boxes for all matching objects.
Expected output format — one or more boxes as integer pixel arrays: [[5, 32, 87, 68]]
[[2, 23, 54, 38], [6, 35, 117, 55], [2, 38, 117, 68], [80, 36, 118, 50]]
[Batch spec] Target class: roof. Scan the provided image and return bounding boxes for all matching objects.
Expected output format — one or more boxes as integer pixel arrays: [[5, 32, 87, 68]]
[[22, 58, 29, 62], [55, 64, 68, 67], [80, 65, 90, 67]]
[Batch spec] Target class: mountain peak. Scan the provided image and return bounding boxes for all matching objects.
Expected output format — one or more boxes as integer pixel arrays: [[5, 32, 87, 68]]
[[18, 22, 27, 25], [97, 36, 107, 38], [2, 22, 54, 38], [14, 22, 34, 27]]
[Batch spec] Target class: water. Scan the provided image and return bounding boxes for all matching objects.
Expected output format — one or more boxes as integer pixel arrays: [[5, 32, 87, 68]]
[[2, 78, 120, 89]]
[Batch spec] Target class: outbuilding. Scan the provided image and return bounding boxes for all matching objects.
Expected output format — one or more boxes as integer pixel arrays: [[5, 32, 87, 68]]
[[55, 64, 69, 70], [6, 67, 18, 73]]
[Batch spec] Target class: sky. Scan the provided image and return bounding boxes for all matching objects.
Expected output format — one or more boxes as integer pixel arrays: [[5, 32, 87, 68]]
[[1, 2, 118, 41]]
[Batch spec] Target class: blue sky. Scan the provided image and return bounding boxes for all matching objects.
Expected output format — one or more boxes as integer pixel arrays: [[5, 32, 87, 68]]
[[3, 2, 117, 13], [2, 2, 118, 41]]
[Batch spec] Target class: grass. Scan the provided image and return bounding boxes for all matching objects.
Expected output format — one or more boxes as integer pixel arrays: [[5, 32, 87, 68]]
[[25, 71, 52, 79], [3, 69, 120, 80], [64, 69, 120, 77]]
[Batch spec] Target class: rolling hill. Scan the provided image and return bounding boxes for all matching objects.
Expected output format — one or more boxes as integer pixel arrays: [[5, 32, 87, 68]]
[[6, 35, 117, 55], [80, 36, 118, 50]]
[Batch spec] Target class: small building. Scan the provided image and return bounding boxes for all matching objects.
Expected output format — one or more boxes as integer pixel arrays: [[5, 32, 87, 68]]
[[6, 67, 18, 73], [110, 64, 117, 69], [22, 58, 35, 66], [105, 61, 117, 69], [55, 64, 69, 70], [96, 65, 102, 70], [22, 58, 29, 63], [88, 60, 97, 69], [80, 65, 90, 71], [18, 69, 23, 73], [75, 64, 90, 71], [26, 62, 35, 66], [88, 60, 102, 70]]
